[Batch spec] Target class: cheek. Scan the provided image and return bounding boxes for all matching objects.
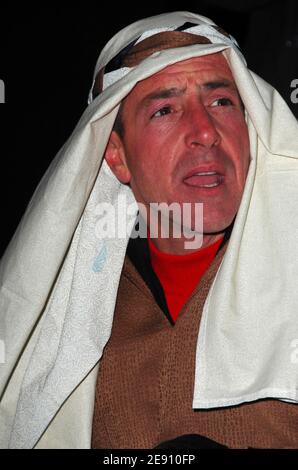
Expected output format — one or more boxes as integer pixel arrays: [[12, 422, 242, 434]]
[[223, 118, 250, 180], [129, 132, 168, 176], [125, 143, 159, 193], [237, 128, 250, 180]]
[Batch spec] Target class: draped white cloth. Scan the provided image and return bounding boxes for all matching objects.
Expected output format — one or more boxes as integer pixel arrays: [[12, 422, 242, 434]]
[[0, 11, 297, 449]]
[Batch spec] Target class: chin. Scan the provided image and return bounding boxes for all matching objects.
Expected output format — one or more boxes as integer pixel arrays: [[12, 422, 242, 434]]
[[202, 217, 235, 235]]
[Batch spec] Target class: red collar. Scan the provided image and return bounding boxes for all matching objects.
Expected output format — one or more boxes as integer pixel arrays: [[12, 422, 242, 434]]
[[148, 236, 223, 322]]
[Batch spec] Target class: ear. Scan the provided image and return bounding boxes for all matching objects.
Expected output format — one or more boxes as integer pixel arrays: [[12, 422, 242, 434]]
[[104, 131, 131, 184]]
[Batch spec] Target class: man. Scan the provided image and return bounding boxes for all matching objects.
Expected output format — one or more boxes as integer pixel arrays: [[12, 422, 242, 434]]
[[0, 12, 298, 449]]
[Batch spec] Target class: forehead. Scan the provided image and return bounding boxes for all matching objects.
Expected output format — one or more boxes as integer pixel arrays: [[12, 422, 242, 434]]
[[124, 52, 236, 105]]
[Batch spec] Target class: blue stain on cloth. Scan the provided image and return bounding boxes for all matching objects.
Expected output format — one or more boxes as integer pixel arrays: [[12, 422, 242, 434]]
[[92, 243, 108, 272]]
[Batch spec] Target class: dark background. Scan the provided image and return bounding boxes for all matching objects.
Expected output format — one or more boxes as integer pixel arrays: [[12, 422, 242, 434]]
[[0, 1, 297, 256]]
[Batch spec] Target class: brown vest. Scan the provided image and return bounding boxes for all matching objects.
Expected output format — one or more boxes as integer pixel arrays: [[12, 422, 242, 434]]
[[92, 246, 298, 448]]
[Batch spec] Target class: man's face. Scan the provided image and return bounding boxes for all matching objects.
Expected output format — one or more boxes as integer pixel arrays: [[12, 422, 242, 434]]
[[107, 53, 250, 236]]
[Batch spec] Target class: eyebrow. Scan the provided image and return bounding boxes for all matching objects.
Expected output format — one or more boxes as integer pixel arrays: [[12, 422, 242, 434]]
[[142, 87, 186, 104], [203, 79, 236, 91], [141, 80, 237, 106]]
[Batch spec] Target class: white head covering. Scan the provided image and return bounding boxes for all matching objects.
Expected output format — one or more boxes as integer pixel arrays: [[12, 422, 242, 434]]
[[0, 11, 298, 449]]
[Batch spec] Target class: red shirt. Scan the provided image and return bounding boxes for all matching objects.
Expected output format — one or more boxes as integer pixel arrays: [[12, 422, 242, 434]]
[[148, 236, 224, 322]]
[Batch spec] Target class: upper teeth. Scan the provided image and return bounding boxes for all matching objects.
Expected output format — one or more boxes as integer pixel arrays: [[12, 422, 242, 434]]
[[194, 171, 217, 176]]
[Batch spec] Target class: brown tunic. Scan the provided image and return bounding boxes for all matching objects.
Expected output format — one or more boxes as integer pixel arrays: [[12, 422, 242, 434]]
[[92, 246, 298, 448]]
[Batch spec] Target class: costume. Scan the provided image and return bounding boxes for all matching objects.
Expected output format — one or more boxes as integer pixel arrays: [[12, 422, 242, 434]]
[[92, 240, 298, 448], [0, 12, 298, 448]]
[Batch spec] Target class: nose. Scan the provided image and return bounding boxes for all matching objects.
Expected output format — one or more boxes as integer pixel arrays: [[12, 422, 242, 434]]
[[184, 103, 221, 149]]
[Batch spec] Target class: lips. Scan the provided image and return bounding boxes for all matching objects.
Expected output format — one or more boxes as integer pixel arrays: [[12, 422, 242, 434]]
[[183, 170, 224, 188]]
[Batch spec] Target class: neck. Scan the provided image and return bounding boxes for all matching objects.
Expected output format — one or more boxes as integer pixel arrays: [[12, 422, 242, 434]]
[[136, 206, 225, 255], [149, 232, 224, 255]]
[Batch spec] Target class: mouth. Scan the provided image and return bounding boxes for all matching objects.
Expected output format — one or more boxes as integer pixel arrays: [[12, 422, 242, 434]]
[[183, 171, 224, 189]]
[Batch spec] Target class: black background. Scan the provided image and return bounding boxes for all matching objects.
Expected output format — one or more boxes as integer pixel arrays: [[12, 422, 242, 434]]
[[0, 1, 297, 256]]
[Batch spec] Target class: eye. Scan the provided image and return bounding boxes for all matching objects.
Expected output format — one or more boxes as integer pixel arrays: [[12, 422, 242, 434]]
[[151, 106, 172, 118], [210, 97, 233, 107]]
